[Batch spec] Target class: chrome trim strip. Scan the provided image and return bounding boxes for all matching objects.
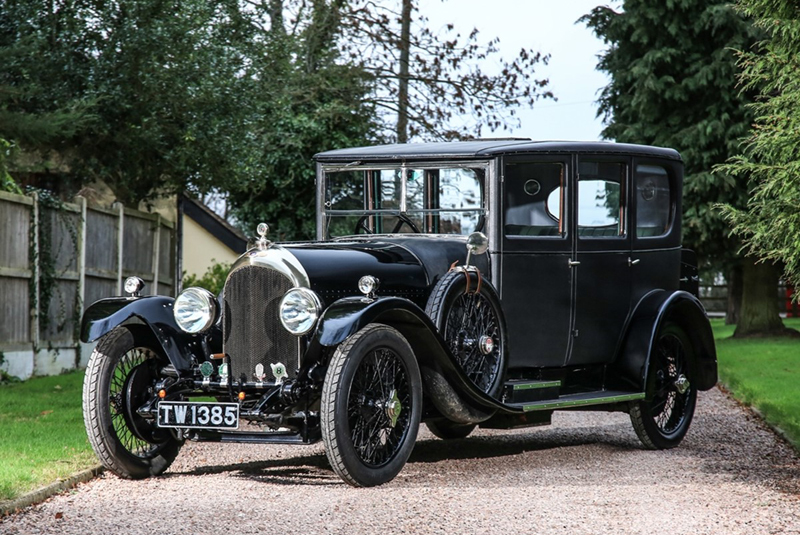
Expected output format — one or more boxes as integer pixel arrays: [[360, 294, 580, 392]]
[[227, 244, 311, 289], [522, 392, 644, 412], [511, 380, 562, 391]]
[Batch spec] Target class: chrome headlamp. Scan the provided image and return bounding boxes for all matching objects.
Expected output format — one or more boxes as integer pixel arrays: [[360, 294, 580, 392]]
[[174, 287, 218, 334], [279, 287, 322, 336], [124, 276, 145, 297]]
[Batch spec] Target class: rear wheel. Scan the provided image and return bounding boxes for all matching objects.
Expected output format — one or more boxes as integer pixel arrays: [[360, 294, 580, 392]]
[[83, 327, 183, 479], [321, 324, 422, 487], [630, 324, 697, 449]]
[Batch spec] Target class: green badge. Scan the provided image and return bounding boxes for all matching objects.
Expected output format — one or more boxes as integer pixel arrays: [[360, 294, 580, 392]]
[[199, 361, 214, 378]]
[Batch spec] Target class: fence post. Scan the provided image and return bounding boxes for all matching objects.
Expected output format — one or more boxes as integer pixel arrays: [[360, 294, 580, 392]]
[[77, 196, 87, 312], [30, 191, 40, 351], [152, 214, 161, 295], [115, 202, 124, 295]]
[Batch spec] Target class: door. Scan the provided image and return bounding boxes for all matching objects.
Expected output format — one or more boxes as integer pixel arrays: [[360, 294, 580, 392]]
[[568, 157, 632, 365], [499, 156, 573, 368]]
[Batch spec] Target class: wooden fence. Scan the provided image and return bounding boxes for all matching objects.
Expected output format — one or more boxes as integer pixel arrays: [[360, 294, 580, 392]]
[[0, 190, 175, 379], [699, 280, 792, 315]]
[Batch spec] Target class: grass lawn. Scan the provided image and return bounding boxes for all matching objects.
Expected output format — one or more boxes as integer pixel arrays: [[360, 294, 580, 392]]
[[0, 370, 96, 501], [712, 317, 800, 449]]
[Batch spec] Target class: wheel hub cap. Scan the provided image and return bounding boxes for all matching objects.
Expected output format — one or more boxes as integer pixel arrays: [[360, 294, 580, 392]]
[[674, 374, 690, 395], [478, 335, 494, 355], [385, 389, 402, 428]]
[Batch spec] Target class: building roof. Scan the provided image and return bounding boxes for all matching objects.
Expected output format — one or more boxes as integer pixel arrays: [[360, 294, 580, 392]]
[[182, 195, 247, 254], [315, 139, 682, 163]]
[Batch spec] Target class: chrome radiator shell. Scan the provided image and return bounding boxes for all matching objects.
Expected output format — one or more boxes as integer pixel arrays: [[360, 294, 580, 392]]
[[222, 245, 310, 383]]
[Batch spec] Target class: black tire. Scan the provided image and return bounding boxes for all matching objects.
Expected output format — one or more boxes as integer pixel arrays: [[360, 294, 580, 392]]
[[426, 419, 476, 440], [630, 324, 697, 450], [321, 323, 422, 487], [83, 327, 183, 479], [425, 270, 507, 399]]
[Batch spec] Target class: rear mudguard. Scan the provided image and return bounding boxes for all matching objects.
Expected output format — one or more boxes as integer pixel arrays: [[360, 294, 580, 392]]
[[81, 296, 217, 376], [311, 296, 520, 423], [612, 290, 717, 393]]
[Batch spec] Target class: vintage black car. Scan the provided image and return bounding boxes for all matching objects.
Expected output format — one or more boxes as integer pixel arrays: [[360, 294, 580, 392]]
[[81, 140, 717, 487]]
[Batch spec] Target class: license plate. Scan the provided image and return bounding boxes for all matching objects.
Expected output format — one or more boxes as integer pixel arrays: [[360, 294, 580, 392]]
[[157, 401, 239, 430]]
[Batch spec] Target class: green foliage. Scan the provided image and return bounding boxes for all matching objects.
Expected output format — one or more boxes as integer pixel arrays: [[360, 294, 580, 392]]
[[26, 187, 81, 338], [582, 1, 761, 269], [718, 1, 800, 289], [713, 317, 800, 449], [223, 1, 379, 241], [0, 371, 96, 500], [0, 139, 21, 194], [183, 260, 231, 296]]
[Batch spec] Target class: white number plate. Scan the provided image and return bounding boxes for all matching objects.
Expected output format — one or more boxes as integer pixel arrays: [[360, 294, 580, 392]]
[[157, 401, 239, 430]]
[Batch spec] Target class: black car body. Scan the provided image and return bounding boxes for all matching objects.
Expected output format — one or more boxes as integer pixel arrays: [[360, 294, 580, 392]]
[[81, 140, 717, 486]]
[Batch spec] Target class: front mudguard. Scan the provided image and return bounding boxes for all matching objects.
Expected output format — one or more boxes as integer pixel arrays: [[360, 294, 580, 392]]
[[310, 296, 517, 423], [81, 296, 218, 376], [612, 290, 717, 393]]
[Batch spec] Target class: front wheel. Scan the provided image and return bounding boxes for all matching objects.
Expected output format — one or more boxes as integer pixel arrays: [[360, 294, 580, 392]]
[[83, 327, 183, 479], [630, 324, 697, 449], [321, 324, 422, 487]]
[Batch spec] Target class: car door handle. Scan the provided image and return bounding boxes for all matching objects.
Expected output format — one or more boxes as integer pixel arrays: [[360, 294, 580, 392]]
[[568, 260, 581, 267], [628, 257, 640, 267]]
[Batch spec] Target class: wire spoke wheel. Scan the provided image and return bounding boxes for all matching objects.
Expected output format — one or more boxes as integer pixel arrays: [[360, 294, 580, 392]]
[[426, 270, 507, 399], [630, 324, 697, 450], [444, 291, 502, 393], [348, 348, 412, 467], [83, 327, 183, 479], [108, 348, 163, 458], [322, 324, 422, 487]]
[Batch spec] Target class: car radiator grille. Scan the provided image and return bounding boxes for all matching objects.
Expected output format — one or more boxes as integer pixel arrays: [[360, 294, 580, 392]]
[[223, 265, 298, 383]]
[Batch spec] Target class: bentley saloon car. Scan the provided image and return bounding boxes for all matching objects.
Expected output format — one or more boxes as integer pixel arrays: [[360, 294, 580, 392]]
[[81, 140, 717, 487]]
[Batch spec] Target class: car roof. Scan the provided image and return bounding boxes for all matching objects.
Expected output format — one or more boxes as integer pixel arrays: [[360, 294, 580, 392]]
[[314, 139, 682, 163]]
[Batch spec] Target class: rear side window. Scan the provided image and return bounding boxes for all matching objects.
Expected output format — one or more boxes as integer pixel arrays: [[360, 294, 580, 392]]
[[504, 162, 565, 238], [635, 165, 671, 237], [576, 161, 626, 238]]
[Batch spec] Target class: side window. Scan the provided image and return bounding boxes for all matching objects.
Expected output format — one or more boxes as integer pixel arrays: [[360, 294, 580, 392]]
[[635, 165, 671, 237], [504, 162, 565, 237], [577, 161, 625, 238]]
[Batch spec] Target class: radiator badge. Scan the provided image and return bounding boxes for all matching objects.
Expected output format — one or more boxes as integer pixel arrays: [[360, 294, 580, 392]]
[[271, 362, 288, 384], [254, 363, 267, 382]]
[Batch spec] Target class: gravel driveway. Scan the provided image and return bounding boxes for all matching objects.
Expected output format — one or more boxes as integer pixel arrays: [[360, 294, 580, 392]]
[[2, 387, 798, 535]]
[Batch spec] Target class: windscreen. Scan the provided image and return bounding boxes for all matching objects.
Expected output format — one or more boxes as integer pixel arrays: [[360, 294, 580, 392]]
[[323, 164, 486, 238]]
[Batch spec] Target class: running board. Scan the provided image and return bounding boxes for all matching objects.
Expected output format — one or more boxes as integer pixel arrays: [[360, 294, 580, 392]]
[[509, 391, 645, 412], [503, 379, 562, 404]]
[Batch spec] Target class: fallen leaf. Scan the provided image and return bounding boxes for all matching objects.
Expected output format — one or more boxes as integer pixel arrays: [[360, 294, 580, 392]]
[[55, 512, 63, 520], [41, 410, 53, 416], [54, 385, 62, 390]]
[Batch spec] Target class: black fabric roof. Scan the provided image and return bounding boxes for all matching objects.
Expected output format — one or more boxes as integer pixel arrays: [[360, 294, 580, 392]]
[[315, 140, 681, 162]]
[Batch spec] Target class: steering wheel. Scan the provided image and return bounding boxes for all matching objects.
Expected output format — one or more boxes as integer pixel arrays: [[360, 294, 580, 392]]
[[353, 213, 421, 234], [391, 213, 421, 233], [354, 214, 374, 234]]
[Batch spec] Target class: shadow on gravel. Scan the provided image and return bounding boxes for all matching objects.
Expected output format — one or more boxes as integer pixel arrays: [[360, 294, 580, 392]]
[[690, 410, 800, 496], [165, 423, 642, 487], [409, 424, 636, 465], [167, 453, 341, 486]]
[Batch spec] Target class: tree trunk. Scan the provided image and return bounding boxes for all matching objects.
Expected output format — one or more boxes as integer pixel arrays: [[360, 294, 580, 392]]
[[396, 0, 412, 143], [725, 263, 742, 325], [268, 0, 284, 35], [733, 257, 785, 337]]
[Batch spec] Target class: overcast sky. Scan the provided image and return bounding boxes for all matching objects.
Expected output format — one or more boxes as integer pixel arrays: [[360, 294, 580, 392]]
[[419, 0, 614, 141]]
